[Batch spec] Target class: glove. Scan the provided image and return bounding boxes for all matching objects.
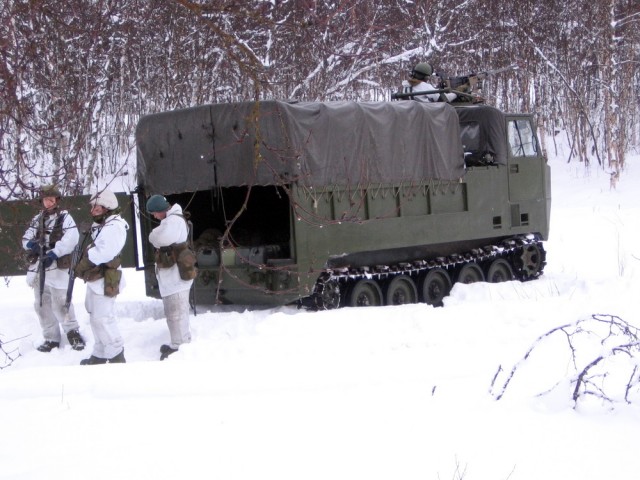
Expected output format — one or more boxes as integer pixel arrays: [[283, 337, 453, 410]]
[[26, 239, 42, 256], [43, 251, 57, 269]]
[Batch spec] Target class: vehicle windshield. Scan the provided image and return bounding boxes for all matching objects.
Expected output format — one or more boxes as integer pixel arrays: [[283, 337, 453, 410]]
[[508, 119, 538, 157]]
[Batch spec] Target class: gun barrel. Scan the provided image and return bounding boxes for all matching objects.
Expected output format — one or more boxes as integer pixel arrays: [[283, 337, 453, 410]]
[[39, 256, 46, 307], [65, 231, 89, 311], [64, 285, 74, 311], [64, 260, 77, 311], [391, 88, 478, 101], [38, 213, 47, 307], [391, 88, 453, 100]]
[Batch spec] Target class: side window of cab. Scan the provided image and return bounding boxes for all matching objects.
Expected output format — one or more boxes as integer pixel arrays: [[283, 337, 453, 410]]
[[507, 119, 538, 157]]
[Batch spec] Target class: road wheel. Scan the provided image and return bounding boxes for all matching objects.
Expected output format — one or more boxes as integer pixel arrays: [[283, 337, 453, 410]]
[[346, 279, 383, 307], [419, 268, 452, 307], [384, 275, 418, 306], [486, 258, 514, 283], [456, 262, 485, 284]]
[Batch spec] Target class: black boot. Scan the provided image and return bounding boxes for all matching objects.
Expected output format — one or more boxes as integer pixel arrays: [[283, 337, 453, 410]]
[[80, 355, 108, 365], [108, 349, 126, 364], [37, 341, 60, 352], [160, 344, 178, 361], [66, 329, 86, 351]]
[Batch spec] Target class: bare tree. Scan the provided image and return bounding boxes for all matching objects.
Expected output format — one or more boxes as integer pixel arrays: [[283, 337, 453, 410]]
[[0, 0, 638, 204]]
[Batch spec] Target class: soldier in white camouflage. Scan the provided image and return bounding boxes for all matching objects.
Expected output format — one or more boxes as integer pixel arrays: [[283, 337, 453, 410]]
[[75, 189, 129, 365], [401, 62, 457, 103], [22, 185, 86, 352], [146, 194, 195, 360]]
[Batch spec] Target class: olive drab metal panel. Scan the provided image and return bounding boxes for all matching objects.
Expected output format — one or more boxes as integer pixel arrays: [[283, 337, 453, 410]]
[[505, 115, 551, 239], [0, 193, 136, 277]]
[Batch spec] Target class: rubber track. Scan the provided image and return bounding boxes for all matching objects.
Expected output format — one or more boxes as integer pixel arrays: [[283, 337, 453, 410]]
[[306, 233, 546, 310]]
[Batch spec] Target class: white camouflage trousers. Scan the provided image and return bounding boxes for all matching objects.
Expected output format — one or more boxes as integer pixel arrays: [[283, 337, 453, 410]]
[[33, 284, 80, 343], [85, 288, 124, 359], [163, 289, 192, 349]]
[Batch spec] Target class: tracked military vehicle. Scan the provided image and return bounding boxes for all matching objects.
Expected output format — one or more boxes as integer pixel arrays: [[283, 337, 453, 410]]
[[134, 99, 550, 309]]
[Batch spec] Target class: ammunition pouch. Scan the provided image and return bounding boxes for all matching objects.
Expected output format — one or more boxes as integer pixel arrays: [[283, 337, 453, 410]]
[[75, 257, 99, 281], [56, 254, 72, 270], [103, 267, 122, 297], [155, 246, 177, 269], [175, 242, 198, 281], [155, 242, 198, 280], [25, 251, 71, 270], [75, 255, 122, 285]]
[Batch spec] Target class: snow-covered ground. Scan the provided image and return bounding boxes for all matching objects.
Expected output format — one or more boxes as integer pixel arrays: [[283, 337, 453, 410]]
[[1, 150, 639, 480]]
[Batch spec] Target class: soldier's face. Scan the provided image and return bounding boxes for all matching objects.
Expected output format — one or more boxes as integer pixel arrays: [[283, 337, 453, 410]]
[[42, 197, 57, 211], [91, 204, 108, 217]]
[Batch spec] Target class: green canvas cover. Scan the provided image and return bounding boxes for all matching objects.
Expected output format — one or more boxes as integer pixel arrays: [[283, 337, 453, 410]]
[[455, 105, 508, 166], [136, 100, 465, 194]]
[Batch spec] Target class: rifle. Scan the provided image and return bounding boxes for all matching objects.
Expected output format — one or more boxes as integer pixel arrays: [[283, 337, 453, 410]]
[[64, 230, 90, 312], [38, 212, 47, 307]]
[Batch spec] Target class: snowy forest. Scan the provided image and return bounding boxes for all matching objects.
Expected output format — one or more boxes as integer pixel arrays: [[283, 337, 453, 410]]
[[1, 0, 639, 200]]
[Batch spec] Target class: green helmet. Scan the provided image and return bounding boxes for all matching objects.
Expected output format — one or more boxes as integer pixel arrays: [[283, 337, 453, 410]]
[[40, 184, 62, 199], [412, 62, 433, 79]]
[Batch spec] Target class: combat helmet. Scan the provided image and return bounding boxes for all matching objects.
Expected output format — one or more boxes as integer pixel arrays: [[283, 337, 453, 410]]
[[40, 184, 62, 199], [89, 189, 119, 211], [411, 62, 433, 80]]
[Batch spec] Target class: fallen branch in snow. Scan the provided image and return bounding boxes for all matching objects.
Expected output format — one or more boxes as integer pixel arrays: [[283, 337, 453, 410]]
[[438, 457, 516, 480], [490, 314, 640, 408], [0, 334, 27, 369], [445, 457, 468, 480], [490, 321, 573, 401]]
